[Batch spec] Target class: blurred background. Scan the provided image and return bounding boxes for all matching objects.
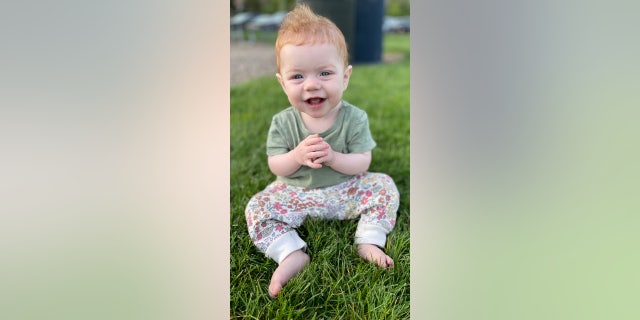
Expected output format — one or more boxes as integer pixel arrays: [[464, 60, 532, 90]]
[[230, 0, 409, 62], [231, 0, 409, 33], [230, 0, 410, 86]]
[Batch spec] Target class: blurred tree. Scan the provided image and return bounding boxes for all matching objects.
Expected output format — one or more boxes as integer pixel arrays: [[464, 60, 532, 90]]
[[386, 0, 410, 16], [243, 0, 262, 12], [231, 0, 238, 15], [262, 0, 296, 13], [233, 0, 410, 15], [231, 0, 296, 13]]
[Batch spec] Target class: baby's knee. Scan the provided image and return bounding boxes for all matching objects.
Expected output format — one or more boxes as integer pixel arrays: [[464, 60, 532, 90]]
[[371, 173, 400, 212], [371, 173, 399, 197]]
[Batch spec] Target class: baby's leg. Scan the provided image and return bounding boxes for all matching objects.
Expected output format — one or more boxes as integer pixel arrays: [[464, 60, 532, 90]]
[[245, 182, 308, 255], [245, 182, 314, 296], [344, 173, 400, 268], [269, 249, 310, 298]]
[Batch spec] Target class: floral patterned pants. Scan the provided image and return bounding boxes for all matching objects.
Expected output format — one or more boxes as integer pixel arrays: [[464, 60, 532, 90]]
[[245, 172, 400, 264]]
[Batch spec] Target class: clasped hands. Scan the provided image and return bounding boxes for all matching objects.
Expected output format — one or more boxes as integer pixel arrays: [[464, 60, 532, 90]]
[[292, 134, 334, 169]]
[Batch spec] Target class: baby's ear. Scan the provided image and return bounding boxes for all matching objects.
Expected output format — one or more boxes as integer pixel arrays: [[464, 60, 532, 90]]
[[343, 65, 353, 88], [275, 73, 286, 91]]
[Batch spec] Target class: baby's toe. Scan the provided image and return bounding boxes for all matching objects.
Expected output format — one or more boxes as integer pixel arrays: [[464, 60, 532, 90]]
[[268, 280, 283, 298], [385, 256, 395, 269]]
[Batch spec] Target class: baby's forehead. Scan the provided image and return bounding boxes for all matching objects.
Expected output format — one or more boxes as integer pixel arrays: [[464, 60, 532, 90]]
[[279, 42, 341, 59], [276, 29, 348, 70], [279, 43, 344, 69]]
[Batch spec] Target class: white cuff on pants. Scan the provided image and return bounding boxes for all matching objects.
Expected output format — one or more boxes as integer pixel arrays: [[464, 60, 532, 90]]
[[265, 231, 307, 264], [354, 224, 387, 248]]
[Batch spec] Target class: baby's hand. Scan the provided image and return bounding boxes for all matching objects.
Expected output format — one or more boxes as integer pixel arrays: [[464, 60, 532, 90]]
[[312, 142, 334, 167], [292, 134, 330, 169]]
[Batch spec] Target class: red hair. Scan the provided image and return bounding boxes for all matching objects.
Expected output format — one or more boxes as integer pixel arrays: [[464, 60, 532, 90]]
[[275, 4, 349, 71]]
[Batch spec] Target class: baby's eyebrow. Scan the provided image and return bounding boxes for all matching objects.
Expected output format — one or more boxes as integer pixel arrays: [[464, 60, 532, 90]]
[[316, 64, 337, 69], [282, 68, 303, 74], [281, 64, 337, 75], [280, 71, 300, 78]]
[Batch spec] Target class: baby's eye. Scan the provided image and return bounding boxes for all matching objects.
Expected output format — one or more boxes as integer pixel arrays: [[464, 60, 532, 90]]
[[291, 74, 303, 80], [320, 71, 332, 76]]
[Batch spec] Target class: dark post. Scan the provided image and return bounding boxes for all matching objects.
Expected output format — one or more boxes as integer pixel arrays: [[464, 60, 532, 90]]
[[298, 0, 384, 64], [354, 0, 384, 63]]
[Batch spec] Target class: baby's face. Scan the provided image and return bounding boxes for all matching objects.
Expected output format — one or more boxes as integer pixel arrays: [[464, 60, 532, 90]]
[[276, 42, 352, 120]]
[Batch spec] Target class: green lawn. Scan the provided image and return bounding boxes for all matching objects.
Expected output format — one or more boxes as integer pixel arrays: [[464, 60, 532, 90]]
[[230, 34, 410, 319]]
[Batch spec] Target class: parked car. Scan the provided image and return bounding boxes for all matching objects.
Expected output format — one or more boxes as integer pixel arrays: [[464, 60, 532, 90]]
[[383, 16, 410, 33], [230, 12, 257, 31], [246, 11, 286, 31]]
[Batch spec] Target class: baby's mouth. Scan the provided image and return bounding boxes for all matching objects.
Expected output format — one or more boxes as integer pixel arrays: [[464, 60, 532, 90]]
[[306, 97, 326, 105]]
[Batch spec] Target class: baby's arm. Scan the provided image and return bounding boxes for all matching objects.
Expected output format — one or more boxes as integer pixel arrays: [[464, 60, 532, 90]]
[[268, 134, 327, 176], [315, 150, 371, 176]]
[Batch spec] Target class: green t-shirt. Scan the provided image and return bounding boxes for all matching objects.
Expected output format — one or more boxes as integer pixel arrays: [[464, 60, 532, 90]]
[[266, 100, 376, 188]]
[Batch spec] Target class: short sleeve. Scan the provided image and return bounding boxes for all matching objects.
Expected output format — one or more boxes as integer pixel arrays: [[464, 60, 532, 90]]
[[266, 116, 290, 156], [347, 111, 376, 153]]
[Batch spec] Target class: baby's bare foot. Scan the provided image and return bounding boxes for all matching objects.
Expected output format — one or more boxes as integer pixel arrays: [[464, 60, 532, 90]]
[[268, 249, 310, 298], [357, 243, 394, 269]]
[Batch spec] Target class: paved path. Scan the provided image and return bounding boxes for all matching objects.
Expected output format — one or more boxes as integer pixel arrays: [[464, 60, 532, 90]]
[[231, 41, 277, 86]]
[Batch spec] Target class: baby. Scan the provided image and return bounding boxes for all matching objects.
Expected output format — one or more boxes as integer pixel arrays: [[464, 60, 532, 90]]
[[245, 4, 400, 298]]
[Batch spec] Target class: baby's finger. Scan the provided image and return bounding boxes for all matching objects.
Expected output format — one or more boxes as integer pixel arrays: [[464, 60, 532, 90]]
[[314, 150, 328, 160], [305, 133, 320, 140], [306, 134, 323, 143], [307, 160, 322, 169]]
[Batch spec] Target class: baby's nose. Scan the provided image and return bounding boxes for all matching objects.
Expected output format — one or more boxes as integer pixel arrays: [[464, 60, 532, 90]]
[[304, 77, 320, 90]]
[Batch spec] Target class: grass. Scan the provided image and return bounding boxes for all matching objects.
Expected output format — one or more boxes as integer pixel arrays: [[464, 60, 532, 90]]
[[231, 34, 409, 319]]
